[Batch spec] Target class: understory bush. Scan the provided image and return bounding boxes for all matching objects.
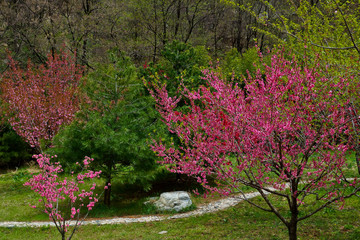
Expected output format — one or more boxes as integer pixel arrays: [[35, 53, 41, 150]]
[[0, 124, 31, 169]]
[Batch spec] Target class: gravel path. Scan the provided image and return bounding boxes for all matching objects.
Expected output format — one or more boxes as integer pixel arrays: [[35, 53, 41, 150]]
[[0, 191, 264, 228]]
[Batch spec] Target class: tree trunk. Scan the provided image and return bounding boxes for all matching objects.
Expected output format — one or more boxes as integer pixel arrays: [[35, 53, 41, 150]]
[[356, 145, 360, 175], [104, 178, 111, 206], [288, 220, 298, 240], [104, 163, 112, 206], [174, 0, 181, 37], [81, 38, 88, 66], [349, 106, 360, 175], [288, 181, 299, 240], [235, 0, 243, 53], [162, 2, 167, 46], [153, 0, 158, 62]]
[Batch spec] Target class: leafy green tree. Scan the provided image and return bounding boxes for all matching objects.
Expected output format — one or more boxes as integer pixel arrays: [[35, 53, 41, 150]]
[[221, 0, 359, 69], [142, 40, 210, 96], [221, 46, 261, 82], [50, 50, 162, 205]]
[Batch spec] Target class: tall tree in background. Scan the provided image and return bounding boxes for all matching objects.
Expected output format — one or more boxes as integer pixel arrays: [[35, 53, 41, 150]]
[[0, 0, 112, 70], [221, 0, 360, 63], [0, 0, 271, 69], [1, 51, 83, 152]]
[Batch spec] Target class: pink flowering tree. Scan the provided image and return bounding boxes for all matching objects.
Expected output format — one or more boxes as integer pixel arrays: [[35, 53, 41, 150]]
[[0, 51, 83, 152], [25, 154, 104, 240], [148, 52, 360, 240]]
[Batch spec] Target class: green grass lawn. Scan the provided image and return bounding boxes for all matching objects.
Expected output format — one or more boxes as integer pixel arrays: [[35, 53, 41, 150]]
[[0, 169, 49, 221], [1, 194, 360, 240], [1, 158, 360, 240], [0, 167, 210, 221]]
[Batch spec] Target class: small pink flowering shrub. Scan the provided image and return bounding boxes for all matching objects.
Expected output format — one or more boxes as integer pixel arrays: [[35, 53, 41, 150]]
[[25, 154, 102, 240]]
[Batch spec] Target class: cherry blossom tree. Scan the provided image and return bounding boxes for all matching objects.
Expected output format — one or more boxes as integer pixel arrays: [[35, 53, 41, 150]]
[[1, 51, 83, 152], [148, 52, 360, 240], [25, 154, 103, 240]]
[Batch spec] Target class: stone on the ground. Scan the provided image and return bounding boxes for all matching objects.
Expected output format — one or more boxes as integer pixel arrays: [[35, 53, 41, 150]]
[[154, 191, 192, 212]]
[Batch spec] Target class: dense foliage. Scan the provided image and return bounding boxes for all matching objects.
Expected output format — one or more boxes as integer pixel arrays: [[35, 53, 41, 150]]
[[0, 124, 31, 168], [0, 0, 276, 70], [50, 51, 163, 205], [141, 40, 210, 97]]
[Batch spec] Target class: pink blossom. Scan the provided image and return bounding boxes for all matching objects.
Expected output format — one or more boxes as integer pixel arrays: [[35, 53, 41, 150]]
[[0, 52, 83, 151]]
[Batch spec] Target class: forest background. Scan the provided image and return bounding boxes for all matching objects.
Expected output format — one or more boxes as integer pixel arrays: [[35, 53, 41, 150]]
[[0, 0, 359, 205]]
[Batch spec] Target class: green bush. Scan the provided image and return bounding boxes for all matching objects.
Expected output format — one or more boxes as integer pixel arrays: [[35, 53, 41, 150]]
[[221, 47, 260, 82], [141, 40, 210, 96], [49, 50, 166, 204], [0, 124, 32, 168]]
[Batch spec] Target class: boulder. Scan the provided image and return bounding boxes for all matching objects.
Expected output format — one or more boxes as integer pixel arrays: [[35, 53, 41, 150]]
[[153, 191, 192, 212]]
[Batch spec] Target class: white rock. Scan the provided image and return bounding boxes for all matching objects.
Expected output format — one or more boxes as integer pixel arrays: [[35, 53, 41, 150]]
[[154, 191, 192, 212]]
